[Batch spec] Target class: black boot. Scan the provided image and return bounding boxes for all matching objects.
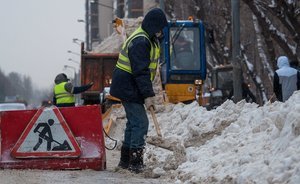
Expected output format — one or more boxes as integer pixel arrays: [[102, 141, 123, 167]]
[[128, 148, 144, 173], [118, 146, 130, 169]]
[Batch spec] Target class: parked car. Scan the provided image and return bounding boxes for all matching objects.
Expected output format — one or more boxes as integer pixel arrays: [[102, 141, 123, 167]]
[[0, 103, 26, 112]]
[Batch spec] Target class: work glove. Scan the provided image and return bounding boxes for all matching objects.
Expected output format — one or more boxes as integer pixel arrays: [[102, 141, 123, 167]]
[[144, 96, 156, 111], [87, 82, 94, 89]]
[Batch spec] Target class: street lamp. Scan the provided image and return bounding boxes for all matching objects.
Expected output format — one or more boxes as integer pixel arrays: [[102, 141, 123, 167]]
[[64, 64, 80, 86], [64, 65, 81, 105], [68, 58, 80, 65], [73, 38, 84, 45], [63, 65, 77, 81], [67, 50, 80, 56], [78, 14, 90, 50]]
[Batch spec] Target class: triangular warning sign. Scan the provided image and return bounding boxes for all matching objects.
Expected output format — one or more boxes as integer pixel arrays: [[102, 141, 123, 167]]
[[11, 106, 81, 158]]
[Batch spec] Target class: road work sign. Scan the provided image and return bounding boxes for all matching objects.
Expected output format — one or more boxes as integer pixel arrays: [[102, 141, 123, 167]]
[[11, 106, 81, 158], [0, 105, 106, 170]]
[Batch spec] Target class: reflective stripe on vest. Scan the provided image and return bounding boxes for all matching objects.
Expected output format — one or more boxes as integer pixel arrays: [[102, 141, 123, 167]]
[[116, 26, 160, 81], [54, 82, 75, 104]]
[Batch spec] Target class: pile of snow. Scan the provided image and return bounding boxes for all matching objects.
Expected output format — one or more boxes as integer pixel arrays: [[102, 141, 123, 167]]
[[92, 17, 143, 53], [106, 91, 300, 183], [92, 32, 123, 53]]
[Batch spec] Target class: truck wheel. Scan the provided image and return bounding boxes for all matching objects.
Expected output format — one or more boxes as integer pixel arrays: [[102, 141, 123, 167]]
[[84, 99, 100, 105]]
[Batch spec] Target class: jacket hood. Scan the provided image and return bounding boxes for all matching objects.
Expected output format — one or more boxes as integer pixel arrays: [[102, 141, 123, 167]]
[[277, 56, 290, 69], [141, 8, 168, 38], [54, 73, 69, 84]]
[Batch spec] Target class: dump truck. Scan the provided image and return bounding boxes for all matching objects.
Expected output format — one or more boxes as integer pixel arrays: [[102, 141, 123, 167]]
[[80, 43, 118, 106]]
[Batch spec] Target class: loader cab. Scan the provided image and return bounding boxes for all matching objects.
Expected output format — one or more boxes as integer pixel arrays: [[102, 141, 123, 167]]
[[160, 19, 207, 103], [162, 19, 206, 84]]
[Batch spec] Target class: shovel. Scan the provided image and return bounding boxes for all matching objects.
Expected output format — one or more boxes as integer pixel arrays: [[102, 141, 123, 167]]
[[149, 106, 162, 137], [104, 114, 117, 135], [147, 107, 183, 151]]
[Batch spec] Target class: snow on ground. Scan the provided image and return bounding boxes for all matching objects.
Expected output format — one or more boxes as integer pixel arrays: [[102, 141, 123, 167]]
[[105, 91, 300, 184], [1, 91, 300, 183]]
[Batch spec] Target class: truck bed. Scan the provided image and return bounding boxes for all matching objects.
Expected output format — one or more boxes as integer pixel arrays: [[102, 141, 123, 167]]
[[81, 53, 118, 104]]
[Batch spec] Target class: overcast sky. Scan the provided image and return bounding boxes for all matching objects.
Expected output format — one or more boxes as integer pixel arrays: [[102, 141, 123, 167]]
[[0, 0, 85, 89]]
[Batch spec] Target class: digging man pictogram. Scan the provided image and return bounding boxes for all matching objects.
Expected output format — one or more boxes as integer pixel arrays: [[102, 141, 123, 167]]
[[33, 119, 71, 151]]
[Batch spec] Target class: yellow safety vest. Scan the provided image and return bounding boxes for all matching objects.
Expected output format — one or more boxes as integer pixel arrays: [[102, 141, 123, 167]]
[[116, 26, 160, 81], [54, 82, 75, 104]]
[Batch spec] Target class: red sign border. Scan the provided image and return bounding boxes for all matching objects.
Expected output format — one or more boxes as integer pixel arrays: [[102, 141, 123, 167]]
[[11, 106, 81, 158]]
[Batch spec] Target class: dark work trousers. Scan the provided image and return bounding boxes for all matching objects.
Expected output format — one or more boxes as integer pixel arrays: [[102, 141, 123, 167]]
[[122, 102, 149, 149]]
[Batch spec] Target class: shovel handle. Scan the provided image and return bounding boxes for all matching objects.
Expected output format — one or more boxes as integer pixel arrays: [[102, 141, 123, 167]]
[[35, 130, 61, 145], [150, 106, 162, 137], [268, 94, 276, 103]]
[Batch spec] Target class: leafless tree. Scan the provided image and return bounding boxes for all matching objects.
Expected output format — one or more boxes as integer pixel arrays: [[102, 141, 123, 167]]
[[164, 0, 300, 104]]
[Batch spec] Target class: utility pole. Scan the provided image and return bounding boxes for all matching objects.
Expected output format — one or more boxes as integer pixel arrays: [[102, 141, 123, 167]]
[[231, 0, 242, 102], [127, 0, 132, 18], [160, 0, 165, 12], [64, 65, 80, 105], [85, 0, 90, 51]]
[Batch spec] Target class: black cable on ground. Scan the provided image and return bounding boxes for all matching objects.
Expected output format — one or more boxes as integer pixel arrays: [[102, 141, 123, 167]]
[[103, 128, 118, 150]]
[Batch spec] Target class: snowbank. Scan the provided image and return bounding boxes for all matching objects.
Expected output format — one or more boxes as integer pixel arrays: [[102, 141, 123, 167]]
[[50, 12, 300, 183], [107, 91, 300, 183], [92, 17, 143, 53]]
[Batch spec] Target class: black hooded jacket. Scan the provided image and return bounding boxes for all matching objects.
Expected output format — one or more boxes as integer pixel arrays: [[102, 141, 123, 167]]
[[110, 8, 167, 104]]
